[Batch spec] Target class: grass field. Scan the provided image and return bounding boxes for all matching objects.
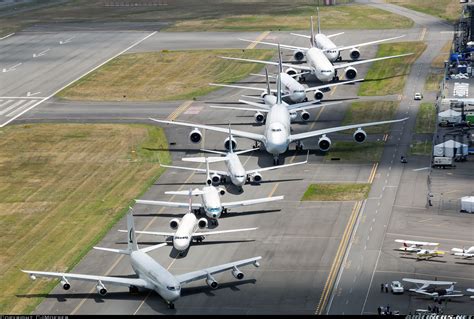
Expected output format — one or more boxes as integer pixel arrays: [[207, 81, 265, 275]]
[[0, 0, 412, 36], [341, 101, 399, 134], [409, 140, 433, 156], [0, 124, 170, 314], [358, 42, 427, 96], [386, 0, 460, 23], [415, 103, 436, 134], [167, 4, 413, 32], [57, 49, 273, 101], [324, 141, 384, 163], [301, 183, 371, 201]]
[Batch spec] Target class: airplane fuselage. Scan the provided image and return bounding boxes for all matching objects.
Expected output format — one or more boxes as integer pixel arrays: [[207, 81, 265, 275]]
[[280, 72, 307, 103], [130, 251, 181, 302], [225, 153, 247, 186], [201, 186, 223, 219], [305, 47, 335, 82], [263, 103, 291, 157], [173, 213, 199, 252], [314, 34, 340, 62]]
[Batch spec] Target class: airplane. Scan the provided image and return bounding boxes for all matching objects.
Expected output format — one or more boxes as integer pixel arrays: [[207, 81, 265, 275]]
[[22, 211, 262, 309], [230, 17, 412, 83], [151, 45, 409, 165], [402, 278, 464, 302], [467, 288, 474, 299], [395, 239, 444, 260], [289, 7, 406, 63], [161, 125, 308, 188], [120, 192, 257, 254], [451, 246, 474, 259], [136, 158, 284, 224]]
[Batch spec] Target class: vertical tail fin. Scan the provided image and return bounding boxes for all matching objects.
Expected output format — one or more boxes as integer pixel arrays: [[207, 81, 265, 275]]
[[265, 68, 271, 96], [205, 157, 211, 185], [276, 43, 283, 105], [317, 7, 321, 34], [310, 16, 315, 47], [127, 209, 139, 252], [188, 188, 193, 213], [228, 123, 233, 153], [277, 43, 283, 74]]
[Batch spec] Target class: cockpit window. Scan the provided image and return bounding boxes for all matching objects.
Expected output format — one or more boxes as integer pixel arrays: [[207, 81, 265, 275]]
[[272, 128, 282, 132], [208, 207, 221, 213], [175, 236, 189, 240], [167, 285, 180, 291], [236, 175, 245, 178]]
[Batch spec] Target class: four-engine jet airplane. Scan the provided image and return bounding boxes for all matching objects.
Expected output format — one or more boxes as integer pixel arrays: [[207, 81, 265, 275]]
[[22, 211, 262, 309], [150, 46, 408, 165], [231, 17, 411, 83], [289, 7, 406, 62], [162, 126, 308, 188], [121, 192, 257, 254], [402, 278, 464, 302], [136, 159, 283, 223], [395, 239, 445, 260], [451, 246, 474, 259]]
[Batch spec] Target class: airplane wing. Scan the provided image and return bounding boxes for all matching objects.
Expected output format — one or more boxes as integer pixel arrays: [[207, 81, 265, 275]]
[[209, 83, 268, 92], [326, 32, 345, 39], [238, 99, 272, 109], [209, 105, 270, 113], [287, 100, 343, 113], [222, 195, 284, 209], [220, 56, 312, 72], [175, 256, 261, 285], [332, 53, 413, 70], [161, 163, 228, 176], [239, 38, 308, 52], [290, 32, 344, 39], [289, 118, 408, 142], [21, 270, 149, 289], [135, 199, 202, 209], [303, 79, 364, 93], [454, 252, 474, 258], [246, 156, 307, 175], [193, 227, 258, 237], [413, 290, 436, 297], [438, 294, 464, 299], [403, 278, 456, 286], [395, 239, 439, 246], [149, 118, 265, 143], [118, 229, 174, 237], [331, 35, 405, 52]]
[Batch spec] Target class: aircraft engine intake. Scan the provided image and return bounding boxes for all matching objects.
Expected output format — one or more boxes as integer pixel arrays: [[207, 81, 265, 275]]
[[314, 90, 324, 100], [197, 218, 208, 229], [224, 137, 237, 151], [218, 188, 226, 196], [232, 267, 244, 280], [344, 66, 357, 80], [189, 128, 202, 144], [206, 275, 219, 289], [169, 218, 180, 230], [252, 173, 262, 182], [300, 110, 310, 121], [353, 128, 367, 143], [61, 278, 71, 290], [211, 173, 220, 184], [318, 135, 332, 152], [349, 48, 361, 60], [293, 50, 305, 61], [285, 68, 300, 81], [254, 111, 265, 124], [96, 282, 107, 296]]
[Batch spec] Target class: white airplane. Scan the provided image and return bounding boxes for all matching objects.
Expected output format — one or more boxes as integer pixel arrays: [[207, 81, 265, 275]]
[[290, 7, 406, 62], [231, 17, 411, 83], [136, 159, 284, 224], [151, 47, 408, 165], [403, 278, 464, 302], [22, 211, 262, 309], [451, 246, 474, 259], [395, 239, 444, 260], [466, 288, 474, 299], [162, 125, 308, 188], [120, 193, 257, 254]]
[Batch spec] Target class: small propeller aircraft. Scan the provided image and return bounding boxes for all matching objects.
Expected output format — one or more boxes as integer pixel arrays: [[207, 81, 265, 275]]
[[395, 239, 444, 260], [402, 278, 464, 303]]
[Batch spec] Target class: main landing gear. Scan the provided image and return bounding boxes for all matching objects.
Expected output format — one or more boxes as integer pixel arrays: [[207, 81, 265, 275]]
[[168, 302, 175, 309], [295, 141, 304, 151], [273, 156, 280, 165]]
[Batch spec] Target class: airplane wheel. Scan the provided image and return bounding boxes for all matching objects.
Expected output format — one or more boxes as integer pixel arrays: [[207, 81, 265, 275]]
[[169, 302, 175, 309]]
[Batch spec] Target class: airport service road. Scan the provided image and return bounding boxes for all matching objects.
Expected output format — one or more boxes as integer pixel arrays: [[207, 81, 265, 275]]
[[0, 30, 156, 127]]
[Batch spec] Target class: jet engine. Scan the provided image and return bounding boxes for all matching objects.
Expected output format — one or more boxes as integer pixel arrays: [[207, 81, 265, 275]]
[[169, 218, 180, 230], [252, 172, 262, 182], [318, 135, 332, 152], [96, 282, 107, 296], [344, 66, 357, 80], [353, 128, 367, 143], [254, 111, 265, 124], [349, 48, 361, 60], [211, 173, 221, 184], [206, 274, 219, 289], [218, 188, 226, 196], [293, 50, 305, 61], [232, 266, 244, 280], [300, 110, 310, 121], [290, 112, 298, 121], [224, 137, 237, 151], [314, 90, 324, 100], [61, 278, 71, 290], [285, 68, 300, 81], [189, 128, 202, 144], [197, 218, 208, 229]]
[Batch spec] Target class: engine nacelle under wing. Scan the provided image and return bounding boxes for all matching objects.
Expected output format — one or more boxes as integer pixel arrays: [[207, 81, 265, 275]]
[[344, 66, 357, 80], [254, 111, 265, 124], [206, 274, 219, 289], [314, 90, 324, 100], [293, 50, 305, 61], [189, 128, 203, 144], [285, 68, 300, 81], [169, 218, 180, 230], [353, 128, 367, 143], [197, 218, 208, 229], [252, 172, 262, 182], [96, 282, 107, 296], [232, 266, 244, 280], [349, 48, 361, 60], [318, 135, 332, 152], [224, 137, 237, 151], [300, 110, 310, 121]]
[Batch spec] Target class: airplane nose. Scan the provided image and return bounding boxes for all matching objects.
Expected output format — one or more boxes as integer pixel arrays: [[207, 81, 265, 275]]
[[236, 176, 245, 186], [174, 239, 189, 252]]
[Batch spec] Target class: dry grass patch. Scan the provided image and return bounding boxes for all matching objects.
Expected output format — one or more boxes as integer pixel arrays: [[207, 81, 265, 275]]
[[359, 41, 427, 96], [386, 0, 460, 23], [409, 140, 433, 156], [57, 49, 274, 101], [0, 124, 170, 314], [342, 101, 399, 134], [415, 103, 436, 134], [302, 183, 371, 201]]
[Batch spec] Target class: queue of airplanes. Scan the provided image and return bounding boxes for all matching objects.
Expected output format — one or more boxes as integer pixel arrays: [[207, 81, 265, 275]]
[[395, 239, 474, 260], [22, 11, 419, 310]]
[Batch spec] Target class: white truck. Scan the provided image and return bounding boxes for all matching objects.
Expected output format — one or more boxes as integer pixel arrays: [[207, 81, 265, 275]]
[[432, 156, 454, 168]]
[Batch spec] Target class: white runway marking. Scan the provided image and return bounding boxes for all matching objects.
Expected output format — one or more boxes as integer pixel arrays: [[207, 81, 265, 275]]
[[413, 166, 430, 171], [0, 33, 14, 40], [33, 48, 50, 58], [2, 62, 22, 73]]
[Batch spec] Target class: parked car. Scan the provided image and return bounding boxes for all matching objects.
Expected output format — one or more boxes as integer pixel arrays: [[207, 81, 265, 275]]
[[391, 280, 404, 294], [414, 92, 423, 100]]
